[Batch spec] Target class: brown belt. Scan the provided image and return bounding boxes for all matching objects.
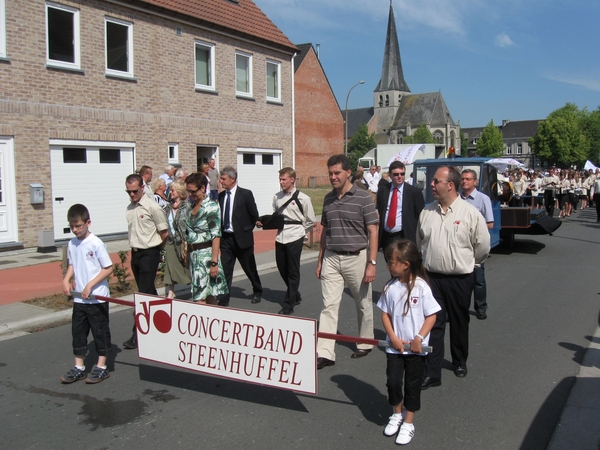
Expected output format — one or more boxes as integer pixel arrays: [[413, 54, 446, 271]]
[[190, 241, 213, 251]]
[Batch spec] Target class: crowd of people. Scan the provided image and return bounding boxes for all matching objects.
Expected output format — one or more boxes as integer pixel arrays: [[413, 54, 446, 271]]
[[61, 155, 597, 445]]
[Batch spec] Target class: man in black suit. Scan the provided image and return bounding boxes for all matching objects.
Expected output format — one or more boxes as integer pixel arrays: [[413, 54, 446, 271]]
[[376, 161, 425, 251], [218, 166, 263, 306]]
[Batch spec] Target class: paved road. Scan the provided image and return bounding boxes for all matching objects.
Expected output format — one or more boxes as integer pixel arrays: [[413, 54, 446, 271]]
[[1, 210, 599, 449]]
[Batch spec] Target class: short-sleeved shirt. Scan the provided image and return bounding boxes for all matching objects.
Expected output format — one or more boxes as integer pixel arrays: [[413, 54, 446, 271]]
[[207, 168, 220, 191], [68, 233, 112, 304], [377, 277, 441, 355], [126, 194, 168, 249], [417, 195, 490, 275], [461, 188, 494, 223], [321, 184, 378, 252]]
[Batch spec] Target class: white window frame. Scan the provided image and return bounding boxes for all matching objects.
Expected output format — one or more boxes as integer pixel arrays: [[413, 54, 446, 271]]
[[0, 0, 6, 58], [235, 51, 252, 97], [506, 145, 512, 155], [168, 143, 179, 164], [194, 41, 215, 91], [517, 144, 523, 154], [266, 59, 281, 102], [105, 17, 134, 78], [46, 2, 80, 70]]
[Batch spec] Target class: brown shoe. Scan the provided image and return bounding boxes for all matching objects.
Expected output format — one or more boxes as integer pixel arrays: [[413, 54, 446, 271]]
[[316, 357, 335, 369], [351, 349, 372, 359]]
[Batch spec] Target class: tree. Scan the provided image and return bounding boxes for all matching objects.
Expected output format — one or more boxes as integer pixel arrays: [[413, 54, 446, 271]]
[[403, 124, 434, 144], [460, 130, 469, 156], [346, 124, 377, 170], [579, 107, 600, 164], [530, 103, 588, 167], [476, 120, 504, 157]]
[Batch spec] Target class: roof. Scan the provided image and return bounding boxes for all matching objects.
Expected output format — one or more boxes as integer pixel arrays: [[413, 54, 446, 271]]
[[138, 0, 296, 53], [501, 120, 541, 139], [294, 43, 313, 72], [347, 107, 375, 137], [391, 92, 455, 129], [374, 2, 410, 93]]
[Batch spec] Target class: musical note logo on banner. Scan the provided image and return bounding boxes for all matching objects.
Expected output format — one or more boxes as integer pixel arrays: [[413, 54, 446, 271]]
[[135, 299, 173, 335]]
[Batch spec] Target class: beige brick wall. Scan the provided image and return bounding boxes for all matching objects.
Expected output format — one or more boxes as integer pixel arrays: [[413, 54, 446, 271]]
[[1, 0, 294, 247]]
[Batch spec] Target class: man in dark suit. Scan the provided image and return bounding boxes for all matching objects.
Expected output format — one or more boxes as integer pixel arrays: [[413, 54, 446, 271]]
[[376, 161, 425, 251], [218, 166, 263, 306]]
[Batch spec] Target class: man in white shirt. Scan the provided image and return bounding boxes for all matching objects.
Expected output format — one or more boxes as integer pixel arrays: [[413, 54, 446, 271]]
[[363, 165, 381, 194]]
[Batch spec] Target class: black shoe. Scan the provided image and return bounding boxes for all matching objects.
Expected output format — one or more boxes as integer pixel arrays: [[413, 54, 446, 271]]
[[278, 308, 293, 315], [351, 349, 372, 359], [251, 293, 262, 304], [122, 334, 137, 350], [295, 296, 302, 306], [454, 365, 468, 377], [317, 357, 335, 369], [476, 311, 487, 320], [421, 376, 441, 390]]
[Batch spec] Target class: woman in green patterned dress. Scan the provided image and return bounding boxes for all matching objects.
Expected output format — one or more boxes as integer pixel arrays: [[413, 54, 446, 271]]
[[185, 173, 228, 304]]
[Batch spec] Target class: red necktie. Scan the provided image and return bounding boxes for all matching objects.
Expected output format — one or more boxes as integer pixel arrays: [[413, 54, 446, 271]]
[[386, 187, 398, 229]]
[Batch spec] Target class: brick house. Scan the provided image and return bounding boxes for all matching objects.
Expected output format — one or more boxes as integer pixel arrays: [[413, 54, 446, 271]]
[[293, 43, 343, 187], [0, 0, 296, 249]]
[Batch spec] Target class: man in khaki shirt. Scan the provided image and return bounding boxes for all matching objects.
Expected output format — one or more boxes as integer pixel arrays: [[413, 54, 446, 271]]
[[123, 173, 168, 349], [417, 166, 490, 389]]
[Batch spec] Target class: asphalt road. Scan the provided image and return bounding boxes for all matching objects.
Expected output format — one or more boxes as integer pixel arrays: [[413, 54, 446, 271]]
[[1, 208, 599, 449]]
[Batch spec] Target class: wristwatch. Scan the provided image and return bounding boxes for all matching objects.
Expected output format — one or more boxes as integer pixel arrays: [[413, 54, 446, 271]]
[[210, 261, 218, 267], [369, 260, 377, 265]]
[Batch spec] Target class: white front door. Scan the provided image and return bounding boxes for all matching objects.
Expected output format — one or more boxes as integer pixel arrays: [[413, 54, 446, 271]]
[[0, 137, 18, 244]]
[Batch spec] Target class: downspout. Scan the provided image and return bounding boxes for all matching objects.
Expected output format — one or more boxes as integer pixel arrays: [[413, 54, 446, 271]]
[[291, 52, 296, 168]]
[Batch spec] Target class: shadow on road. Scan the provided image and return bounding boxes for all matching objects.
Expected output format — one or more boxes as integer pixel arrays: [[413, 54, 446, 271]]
[[330, 374, 389, 426], [138, 363, 310, 412]]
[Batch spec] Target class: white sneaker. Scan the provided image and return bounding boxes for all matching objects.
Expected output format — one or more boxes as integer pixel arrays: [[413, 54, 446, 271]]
[[384, 412, 404, 436], [396, 422, 415, 445]]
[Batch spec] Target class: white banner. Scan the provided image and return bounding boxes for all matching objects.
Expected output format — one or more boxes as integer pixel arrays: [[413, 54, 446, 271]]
[[134, 294, 318, 394]]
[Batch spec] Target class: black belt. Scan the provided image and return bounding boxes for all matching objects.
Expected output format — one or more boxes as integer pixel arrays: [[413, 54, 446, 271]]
[[331, 250, 362, 256], [131, 245, 160, 252], [284, 220, 302, 225], [383, 230, 404, 237], [190, 241, 212, 251]]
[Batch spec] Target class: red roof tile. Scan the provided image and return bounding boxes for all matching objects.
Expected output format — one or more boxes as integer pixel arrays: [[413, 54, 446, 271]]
[[140, 0, 296, 52]]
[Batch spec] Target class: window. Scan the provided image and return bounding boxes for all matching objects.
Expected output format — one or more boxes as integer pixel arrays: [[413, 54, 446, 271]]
[[236, 51, 252, 96], [0, 0, 6, 58], [63, 148, 86, 163], [195, 41, 215, 90], [168, 143, 178, 164], [517, 144, 523, 154], [105, 17, 133, 77], [262, 154, 273, 165], [266, 60, 280, 101], [99, 149, 120, 163], [46, 2, 80, 69], [242, 153, 255, 164], [506, 145, 512, 155], [433, 130, 444, 144]]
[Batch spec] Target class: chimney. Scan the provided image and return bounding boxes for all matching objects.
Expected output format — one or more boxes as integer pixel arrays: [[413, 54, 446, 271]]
[[316, 44, 320, 59]]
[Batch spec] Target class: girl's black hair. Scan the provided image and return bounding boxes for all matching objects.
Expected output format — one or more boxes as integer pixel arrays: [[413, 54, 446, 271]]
[[383, 239, 429, 316]]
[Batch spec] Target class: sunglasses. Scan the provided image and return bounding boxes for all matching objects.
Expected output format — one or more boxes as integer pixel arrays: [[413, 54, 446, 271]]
[[391, 172, 405, 177], [125, 189, 141, 194], [432, 178, 450, 185]]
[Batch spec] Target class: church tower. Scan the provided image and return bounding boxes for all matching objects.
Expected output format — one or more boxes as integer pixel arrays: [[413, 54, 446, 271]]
[[374, 1, 410, 135]]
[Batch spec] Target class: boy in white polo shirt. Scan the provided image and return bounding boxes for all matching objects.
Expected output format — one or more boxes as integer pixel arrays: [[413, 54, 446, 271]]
[[60, 204, 113, 384]]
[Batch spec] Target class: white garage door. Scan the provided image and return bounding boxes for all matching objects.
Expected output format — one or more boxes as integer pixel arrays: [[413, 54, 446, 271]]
[[50, 142, 135, 241], [237, 149, 282, 216]]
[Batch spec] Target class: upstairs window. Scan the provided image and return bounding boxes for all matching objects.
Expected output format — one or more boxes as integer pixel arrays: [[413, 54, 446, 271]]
[[105, 17, 134, 77], [195, 41, 215, 90], [266, 60, 280, 102], [46, 2, 80, 69], [517, 144, 523, 154], [168, 143, 178, 164], [236, 51, 252, 97]]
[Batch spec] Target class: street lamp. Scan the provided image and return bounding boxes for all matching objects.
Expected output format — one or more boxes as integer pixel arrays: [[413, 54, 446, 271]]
[[345, 80, 365, 155]]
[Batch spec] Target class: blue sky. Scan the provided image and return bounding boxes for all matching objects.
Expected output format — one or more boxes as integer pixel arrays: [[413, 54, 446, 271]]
[[254, 0, 600, 128]]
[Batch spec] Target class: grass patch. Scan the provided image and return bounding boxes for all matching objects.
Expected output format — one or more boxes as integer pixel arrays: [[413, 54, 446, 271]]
[[303, 187, 331, 216]]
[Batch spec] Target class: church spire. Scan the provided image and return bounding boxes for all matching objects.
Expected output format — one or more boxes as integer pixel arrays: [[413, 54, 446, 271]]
[[374, 0, 410, 93]]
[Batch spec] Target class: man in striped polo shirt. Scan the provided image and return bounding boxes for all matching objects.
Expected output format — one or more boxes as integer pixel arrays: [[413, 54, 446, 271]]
[[315, 154, 379, 369]]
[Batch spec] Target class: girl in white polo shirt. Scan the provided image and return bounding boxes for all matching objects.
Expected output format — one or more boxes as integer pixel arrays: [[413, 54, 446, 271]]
[[377, 239, 440, 445]]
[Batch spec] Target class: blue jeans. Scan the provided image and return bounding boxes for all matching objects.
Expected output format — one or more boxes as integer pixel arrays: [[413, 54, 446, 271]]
[[473, 264, 487, 313]]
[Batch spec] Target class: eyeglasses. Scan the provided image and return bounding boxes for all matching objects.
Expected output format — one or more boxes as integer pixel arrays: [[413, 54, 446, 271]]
[[461, 177, 474, 181], [125, 189, 140, 194], [391, 172, 405, 177], [432, 178, 450, 185], [186, 188, 200, 195]]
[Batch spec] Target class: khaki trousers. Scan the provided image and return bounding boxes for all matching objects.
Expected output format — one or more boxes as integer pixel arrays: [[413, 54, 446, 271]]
[[317, 249, 374, 360]]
